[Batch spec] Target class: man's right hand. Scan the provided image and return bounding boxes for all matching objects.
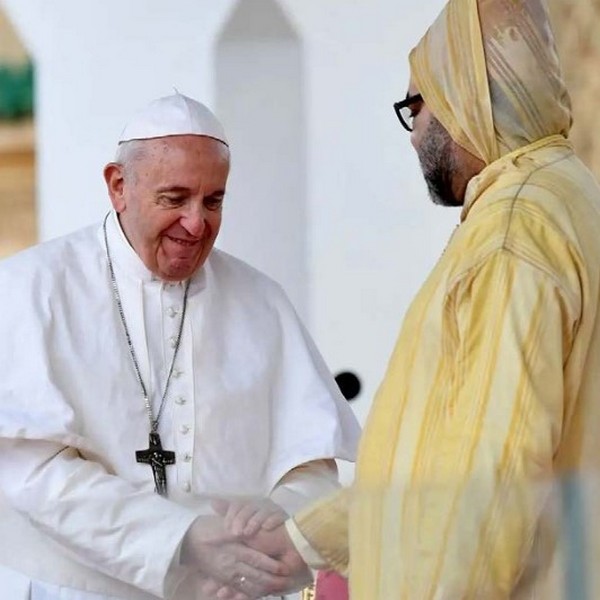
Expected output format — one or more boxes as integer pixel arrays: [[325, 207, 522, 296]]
[[181, 516, 292, 598]]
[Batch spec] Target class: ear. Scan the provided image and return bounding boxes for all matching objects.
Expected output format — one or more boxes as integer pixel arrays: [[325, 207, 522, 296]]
[[103, 163, 126, 212]]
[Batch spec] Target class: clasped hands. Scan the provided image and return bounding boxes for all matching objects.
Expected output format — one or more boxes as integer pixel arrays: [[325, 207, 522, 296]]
[[182, 497, 311, 599]]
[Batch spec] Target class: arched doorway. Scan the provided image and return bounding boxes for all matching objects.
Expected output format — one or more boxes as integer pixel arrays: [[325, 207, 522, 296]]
[[215, 0, 308, 319]]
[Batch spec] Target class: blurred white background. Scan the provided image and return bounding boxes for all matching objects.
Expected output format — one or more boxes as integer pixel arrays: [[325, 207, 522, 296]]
[[0, 0, 459, 482]]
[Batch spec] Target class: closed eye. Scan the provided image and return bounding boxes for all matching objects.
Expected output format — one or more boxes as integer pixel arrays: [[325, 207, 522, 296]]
[[204, 196, 224, 211], [409, 100, 423, 119], [157, 195, 187, 207]]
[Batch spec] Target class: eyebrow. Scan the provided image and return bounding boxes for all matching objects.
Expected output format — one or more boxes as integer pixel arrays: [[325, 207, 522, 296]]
[[156, 186, 226, 197], [156, 186, 191, 194]]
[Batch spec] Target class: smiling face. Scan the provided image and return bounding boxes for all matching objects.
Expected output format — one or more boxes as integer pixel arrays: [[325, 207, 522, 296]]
[[104, 135, 230, 282]]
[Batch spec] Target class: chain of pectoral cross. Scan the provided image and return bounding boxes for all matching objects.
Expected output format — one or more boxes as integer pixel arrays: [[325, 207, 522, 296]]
[[103, 214, 190, 496]]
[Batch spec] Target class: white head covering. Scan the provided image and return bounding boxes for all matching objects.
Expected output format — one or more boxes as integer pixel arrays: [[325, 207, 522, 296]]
[[118, 92, 228, 146]]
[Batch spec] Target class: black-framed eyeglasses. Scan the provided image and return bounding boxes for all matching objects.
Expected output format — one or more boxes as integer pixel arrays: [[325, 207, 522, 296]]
[[393, 93, 423, 132]]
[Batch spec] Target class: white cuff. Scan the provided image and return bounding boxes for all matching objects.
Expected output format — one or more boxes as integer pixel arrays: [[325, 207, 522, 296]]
[[285, 518, 329, 571]]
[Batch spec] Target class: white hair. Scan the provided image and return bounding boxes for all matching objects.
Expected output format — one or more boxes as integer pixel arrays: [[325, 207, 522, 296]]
[[114, 139, 146, 167]]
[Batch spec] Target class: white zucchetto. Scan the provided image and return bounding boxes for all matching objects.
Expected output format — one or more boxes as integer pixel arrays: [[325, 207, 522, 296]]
[[118, 92, 228, 146]]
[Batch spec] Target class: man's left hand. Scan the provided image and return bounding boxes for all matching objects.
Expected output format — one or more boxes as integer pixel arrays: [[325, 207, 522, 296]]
[[245, 523, 312, 593]]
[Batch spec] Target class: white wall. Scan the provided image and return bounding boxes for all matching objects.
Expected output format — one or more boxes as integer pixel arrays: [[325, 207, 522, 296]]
[[1, 0, 457, 480], [216, 0, 308, 320]]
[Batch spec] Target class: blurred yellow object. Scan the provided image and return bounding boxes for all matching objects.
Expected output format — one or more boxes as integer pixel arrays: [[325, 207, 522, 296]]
[[0, 119, 36, 258], [301, 584, 316, 600]]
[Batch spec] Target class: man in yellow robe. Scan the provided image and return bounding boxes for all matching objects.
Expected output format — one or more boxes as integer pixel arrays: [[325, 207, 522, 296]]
[[219, 0, 600, 598]]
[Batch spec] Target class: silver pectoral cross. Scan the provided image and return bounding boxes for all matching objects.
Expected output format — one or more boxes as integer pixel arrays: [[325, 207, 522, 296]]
[[136, 432, 176, 496]]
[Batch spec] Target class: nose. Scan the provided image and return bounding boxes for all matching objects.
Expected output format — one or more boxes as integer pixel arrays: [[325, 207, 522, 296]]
[[180, 202, 207, 238]]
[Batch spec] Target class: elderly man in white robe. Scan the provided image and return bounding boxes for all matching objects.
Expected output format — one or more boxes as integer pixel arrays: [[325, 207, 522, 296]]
[[0, 93, 360, 600]]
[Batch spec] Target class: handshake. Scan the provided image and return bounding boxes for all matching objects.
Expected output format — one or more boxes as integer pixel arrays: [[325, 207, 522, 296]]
[[181, 497, 313, 599]]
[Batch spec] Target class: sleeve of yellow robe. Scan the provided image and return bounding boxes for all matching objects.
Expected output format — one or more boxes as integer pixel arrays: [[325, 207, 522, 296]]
[[297, 248, 580, 597], [393, 250, 574, 597], [293, 487, 351, 575], [400, 248, 578, 598]]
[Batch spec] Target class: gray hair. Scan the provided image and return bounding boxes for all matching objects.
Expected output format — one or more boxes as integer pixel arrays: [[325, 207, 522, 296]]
[[113, 139, 147, 177]]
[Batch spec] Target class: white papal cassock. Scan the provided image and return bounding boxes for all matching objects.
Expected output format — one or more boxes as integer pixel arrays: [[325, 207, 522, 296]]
[[0, 212, 360, 600]]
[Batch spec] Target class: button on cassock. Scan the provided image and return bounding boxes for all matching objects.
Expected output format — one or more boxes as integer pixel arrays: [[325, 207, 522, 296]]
[[180, 424, 190, 434], [182, 481, 191, 493], [175, 396, 186, 405], [167, 306, 178, 318]]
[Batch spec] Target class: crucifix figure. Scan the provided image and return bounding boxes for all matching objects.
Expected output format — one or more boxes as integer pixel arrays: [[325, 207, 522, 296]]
[[136, 432, 176, 496]]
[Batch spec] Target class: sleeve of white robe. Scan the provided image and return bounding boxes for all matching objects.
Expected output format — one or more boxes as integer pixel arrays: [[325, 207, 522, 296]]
[[0, 437, 198, 599], [269, 459, 340, 514], [271, 460, 339, 576]]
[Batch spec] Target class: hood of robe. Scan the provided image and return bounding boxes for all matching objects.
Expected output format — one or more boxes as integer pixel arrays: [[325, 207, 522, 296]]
[[408, 0, 572, 165]]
